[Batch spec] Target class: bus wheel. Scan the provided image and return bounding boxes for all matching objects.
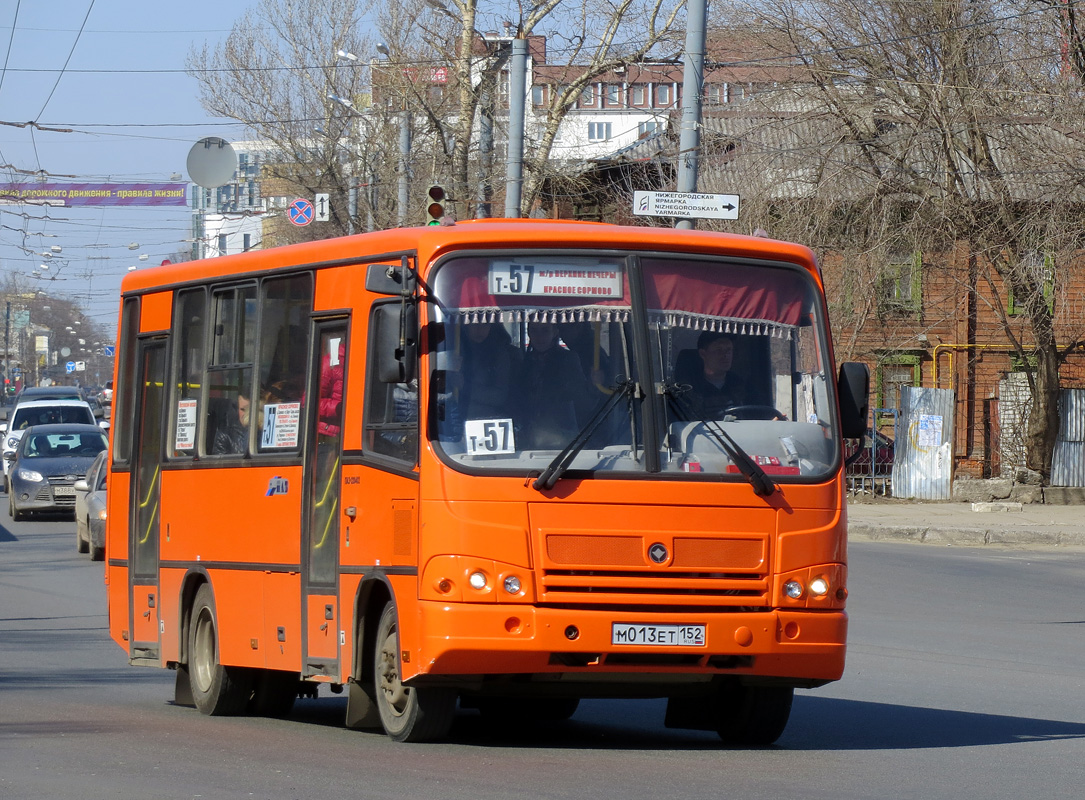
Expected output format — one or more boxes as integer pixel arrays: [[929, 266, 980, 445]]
[[714, 685, 793, 746], [373, 604, 456, 742], [188, 584, 253, 716]]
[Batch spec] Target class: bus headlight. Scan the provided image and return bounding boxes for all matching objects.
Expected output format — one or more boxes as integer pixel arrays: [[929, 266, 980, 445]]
[[468, 571, 488, 590], [809, 577, 829, 597], [503, 575, 522, 594], [783, 580, 803, 599]]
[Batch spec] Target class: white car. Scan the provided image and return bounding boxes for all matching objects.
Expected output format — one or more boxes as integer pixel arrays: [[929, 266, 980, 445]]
[[0, 399, 108, 486]]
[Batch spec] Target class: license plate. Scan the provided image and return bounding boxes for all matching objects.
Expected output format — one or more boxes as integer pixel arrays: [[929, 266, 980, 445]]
[[53, 486, 76, 496], [612, 623, 706, 647]]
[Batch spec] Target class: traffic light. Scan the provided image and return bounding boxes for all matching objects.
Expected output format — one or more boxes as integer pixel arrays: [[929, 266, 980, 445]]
[[426, 185, 447, 225]]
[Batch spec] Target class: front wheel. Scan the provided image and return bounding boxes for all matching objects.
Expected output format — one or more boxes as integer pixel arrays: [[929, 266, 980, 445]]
[[76, 524, 89, 554], [373, 604, 456, 742], [188, 584, 253, 716]]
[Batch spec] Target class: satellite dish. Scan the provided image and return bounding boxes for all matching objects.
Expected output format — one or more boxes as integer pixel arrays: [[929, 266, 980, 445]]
[[186, 137, 238, 189]]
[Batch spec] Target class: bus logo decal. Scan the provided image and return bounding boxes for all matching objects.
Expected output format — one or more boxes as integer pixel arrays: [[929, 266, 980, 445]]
[[266, 477, 289, 496], [648, 543, 669, 564]]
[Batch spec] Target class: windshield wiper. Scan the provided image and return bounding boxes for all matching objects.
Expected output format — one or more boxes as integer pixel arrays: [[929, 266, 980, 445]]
[[532, 380, 636, 491], [663, 383, 777, 497]]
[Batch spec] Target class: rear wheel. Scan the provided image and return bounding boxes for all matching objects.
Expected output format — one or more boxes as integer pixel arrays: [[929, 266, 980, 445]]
[[188, 584, 252, 716], [373, 604, 456, 742]]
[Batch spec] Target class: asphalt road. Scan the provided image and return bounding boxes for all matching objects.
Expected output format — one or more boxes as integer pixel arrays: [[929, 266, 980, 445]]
[[2, 516, 1084, 799]]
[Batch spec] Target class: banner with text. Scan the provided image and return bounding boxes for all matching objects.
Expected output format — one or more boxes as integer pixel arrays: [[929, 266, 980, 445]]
[[0, 182, 188, 207]]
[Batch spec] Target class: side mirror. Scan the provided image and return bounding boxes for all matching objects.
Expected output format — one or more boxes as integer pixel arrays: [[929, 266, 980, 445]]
[[374, 303, 418, 384], [98, 421, 111, 430], [74, 479, 89, 492], [3, 450, 15, 462], [837, 362, 870, 440]]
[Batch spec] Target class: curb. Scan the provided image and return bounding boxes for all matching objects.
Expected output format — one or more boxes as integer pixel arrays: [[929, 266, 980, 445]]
[[849, 522, 1079, 548]]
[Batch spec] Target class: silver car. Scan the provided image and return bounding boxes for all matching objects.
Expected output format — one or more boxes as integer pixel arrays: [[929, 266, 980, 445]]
[[6, 424, 108, 521], [74, 449, 109, 560]]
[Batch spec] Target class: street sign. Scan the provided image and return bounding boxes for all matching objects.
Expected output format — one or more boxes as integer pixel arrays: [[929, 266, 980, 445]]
[[632, 190, 740, 221], [65, 361, 76, 374], [103, 345, 115, 357], [314, 192, 330, 222], [287, 198, 314, 226]]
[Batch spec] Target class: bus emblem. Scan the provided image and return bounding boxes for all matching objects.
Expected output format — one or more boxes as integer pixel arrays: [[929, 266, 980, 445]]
[[266, 477, 289, 496], [648, 543, 669, 564]]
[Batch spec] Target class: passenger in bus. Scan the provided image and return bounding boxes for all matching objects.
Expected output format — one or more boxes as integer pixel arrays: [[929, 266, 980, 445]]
[[680, 331, 747, 419], [317, 339, 346, 443], [212, 391, 251, 455], [449, 322, 518, 421], [517, 321, 591, 449]]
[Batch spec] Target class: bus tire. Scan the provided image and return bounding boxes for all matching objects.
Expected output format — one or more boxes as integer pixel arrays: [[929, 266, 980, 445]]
[[373, 603, 456, 742], [188, 584, 253, 716], [714, 684, 793, 746]]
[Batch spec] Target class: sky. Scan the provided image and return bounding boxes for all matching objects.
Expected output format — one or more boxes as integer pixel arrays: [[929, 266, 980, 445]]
[[0, 0, 260, 326]]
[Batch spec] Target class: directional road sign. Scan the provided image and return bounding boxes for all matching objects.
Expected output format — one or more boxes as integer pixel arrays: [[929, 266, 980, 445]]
[[65, 361, 76, 374], [103, 345, 115, 357], [288, 198, 314, 226], [632, 190, 740, 221], [314, 192, 330, 222]]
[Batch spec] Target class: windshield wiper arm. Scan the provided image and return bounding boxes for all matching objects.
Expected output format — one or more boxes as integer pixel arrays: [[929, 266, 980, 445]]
[[532, 380, 635, 491], [663, 383, 776, 497]]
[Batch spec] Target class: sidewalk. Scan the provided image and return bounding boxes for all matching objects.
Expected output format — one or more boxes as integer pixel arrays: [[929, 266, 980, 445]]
[[847, 498, 1085, 547]]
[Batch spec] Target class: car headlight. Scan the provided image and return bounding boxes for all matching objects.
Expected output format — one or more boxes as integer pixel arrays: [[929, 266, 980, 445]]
[[6, 436, 18, 449], [16, 468, 43, 482]]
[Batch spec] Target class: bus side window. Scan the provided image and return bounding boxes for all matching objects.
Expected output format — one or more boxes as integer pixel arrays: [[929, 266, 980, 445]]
[[363, 302, 419, 465]]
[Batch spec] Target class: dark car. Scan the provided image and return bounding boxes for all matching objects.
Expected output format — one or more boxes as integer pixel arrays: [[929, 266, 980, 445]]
[[6, 424, 109, 521]]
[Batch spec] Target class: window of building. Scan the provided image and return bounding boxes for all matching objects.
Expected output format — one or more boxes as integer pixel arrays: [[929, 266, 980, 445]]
[[243, 233, 252, 252], [588, 121, 612, 141], [605, 83, 622, 107], [580, 84, 596, 107], [705, 83, 727, 105], [878, 252, 922, 316], [876, 355, 921, 422], [638, 120, 659, 138], [532, 84, 546, 107], [218, 234, 228, 256], [631, 84, 647, 105], [1008, 251, 1055, 316], [654, 84, 671, 106]]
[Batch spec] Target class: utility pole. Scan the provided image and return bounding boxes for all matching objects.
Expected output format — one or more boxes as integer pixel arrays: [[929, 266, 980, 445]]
[[675, 0, 708, 230], [3, 301, 9, 397], [504, 38, 528, 218]]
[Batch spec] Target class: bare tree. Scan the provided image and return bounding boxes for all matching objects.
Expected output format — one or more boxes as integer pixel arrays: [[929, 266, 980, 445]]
[[188, 0, 397, 239], [714, 0, 1085, 479]]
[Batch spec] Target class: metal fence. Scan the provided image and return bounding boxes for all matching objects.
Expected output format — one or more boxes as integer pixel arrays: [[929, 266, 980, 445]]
[[892, 387, 955, 500]]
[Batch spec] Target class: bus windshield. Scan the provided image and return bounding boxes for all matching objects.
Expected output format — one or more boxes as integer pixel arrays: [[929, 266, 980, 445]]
[[430, 251, 839, 481]]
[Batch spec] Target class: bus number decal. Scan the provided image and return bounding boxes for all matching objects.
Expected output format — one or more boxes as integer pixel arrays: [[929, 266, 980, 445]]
[[464, 419, 515, 455]]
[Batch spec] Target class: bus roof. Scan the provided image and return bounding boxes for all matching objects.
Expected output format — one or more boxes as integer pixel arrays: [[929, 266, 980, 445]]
[[119, 219, 819, 295]]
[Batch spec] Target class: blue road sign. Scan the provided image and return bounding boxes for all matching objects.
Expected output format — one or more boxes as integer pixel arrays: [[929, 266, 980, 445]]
[[288, 198, 314, 226], [65, 361, 76, 374], [103, 345, 115, 357]]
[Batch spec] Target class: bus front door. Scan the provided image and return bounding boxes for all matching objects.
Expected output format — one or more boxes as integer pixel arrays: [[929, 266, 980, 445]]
[[129, 339, 167, 664], [302, 322, 347, 678]]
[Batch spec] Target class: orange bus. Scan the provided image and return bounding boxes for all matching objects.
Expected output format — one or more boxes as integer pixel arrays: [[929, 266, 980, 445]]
[[106, 219, 869, 744]]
